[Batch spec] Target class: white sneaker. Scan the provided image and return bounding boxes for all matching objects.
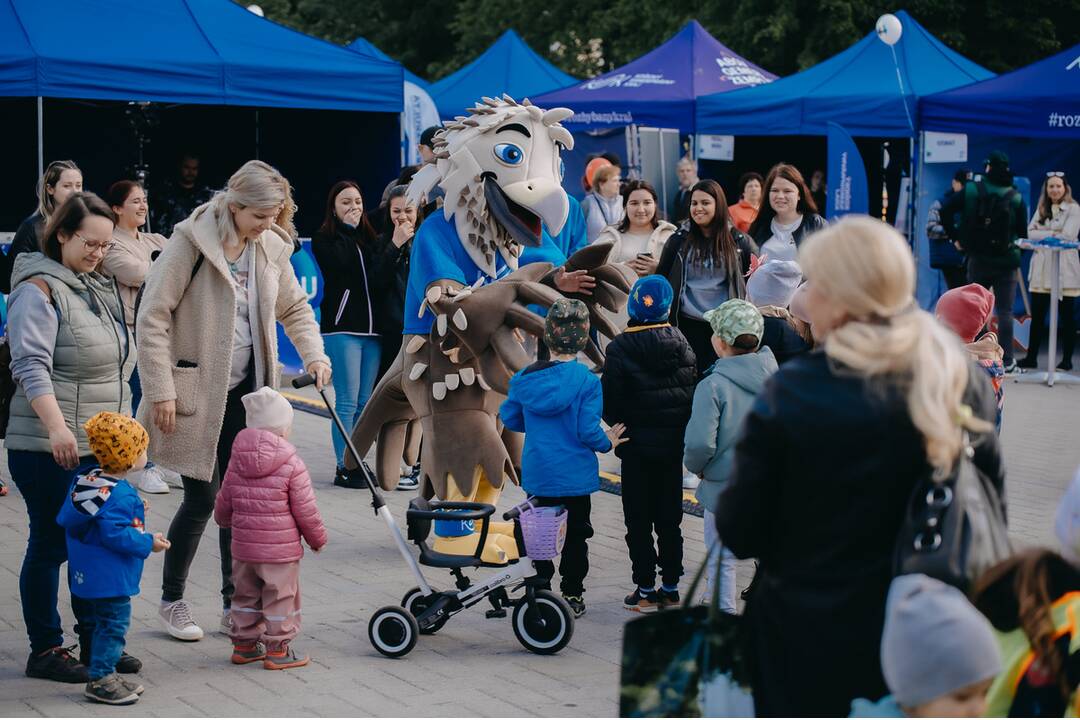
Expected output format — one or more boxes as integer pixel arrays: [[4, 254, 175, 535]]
[[159, 600, 204, 641], [220, 609, 233, 635], [682, 473, 701, 490], [132, 464, 170, 494]]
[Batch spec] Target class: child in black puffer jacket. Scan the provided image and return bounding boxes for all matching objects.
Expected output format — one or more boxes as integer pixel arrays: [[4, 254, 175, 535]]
[[601, 275, 697, 612]]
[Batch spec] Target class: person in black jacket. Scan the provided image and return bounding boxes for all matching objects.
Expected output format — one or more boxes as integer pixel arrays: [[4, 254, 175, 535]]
[[715, 217, 1005, 717], [373, 185, 421, 381], [311, 181, 395, 487], [1, 160, 83, 294], [748, 163, 827, 263], [602, 275, 696, 612], [656, 179, 757, 377]]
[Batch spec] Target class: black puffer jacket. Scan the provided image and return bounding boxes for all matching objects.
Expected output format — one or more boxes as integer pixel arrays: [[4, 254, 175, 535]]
[[311, 222, 395, 336], [716, 350, 1004, 717], [372, 231, 411, 337], [749, 212, 828, 251], [601, 322, 697, 460]]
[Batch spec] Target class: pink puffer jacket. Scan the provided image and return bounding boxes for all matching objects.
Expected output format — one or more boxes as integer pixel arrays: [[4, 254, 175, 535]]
[[214, 428, 327, 563]]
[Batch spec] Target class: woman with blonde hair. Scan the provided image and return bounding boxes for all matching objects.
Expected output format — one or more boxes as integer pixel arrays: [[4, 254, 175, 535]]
[[714, 216, 1005, 716], [2, 160, 84, 294], [136, 160, 330, 645]]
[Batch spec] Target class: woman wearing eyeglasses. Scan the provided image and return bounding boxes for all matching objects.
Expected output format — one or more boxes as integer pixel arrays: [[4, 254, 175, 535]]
[[6, 192, 137, 684], [1018, 171, 1080, 371]]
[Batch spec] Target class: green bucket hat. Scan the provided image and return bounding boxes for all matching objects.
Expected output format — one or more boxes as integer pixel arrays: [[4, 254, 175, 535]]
[[544, 298, 590, 355], [703, 299, 764, 346]]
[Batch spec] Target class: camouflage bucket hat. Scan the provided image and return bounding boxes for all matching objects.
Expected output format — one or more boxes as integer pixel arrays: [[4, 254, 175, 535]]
[[703, 299, 764, 346], [544, 298, 590, 356]]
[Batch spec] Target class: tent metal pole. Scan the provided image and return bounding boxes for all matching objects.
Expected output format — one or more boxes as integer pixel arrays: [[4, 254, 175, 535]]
[[37, 97, 43, 179]]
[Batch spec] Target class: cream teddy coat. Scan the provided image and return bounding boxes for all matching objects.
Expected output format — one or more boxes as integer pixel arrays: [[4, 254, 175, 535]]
[[135, 204, 328, 481]]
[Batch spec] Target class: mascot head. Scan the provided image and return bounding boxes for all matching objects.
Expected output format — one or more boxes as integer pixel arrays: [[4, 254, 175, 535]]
[[408, 95, 575, 277]]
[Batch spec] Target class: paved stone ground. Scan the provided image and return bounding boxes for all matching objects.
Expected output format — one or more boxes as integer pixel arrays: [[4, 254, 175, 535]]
[[0, 378, 1078, 717]]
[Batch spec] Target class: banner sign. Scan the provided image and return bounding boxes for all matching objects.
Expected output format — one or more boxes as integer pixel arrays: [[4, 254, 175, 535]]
[[276, 239, 323, 374], [923, 131, 968, 164], [826, 122, 869, 220], [696, 134, 735, 161]]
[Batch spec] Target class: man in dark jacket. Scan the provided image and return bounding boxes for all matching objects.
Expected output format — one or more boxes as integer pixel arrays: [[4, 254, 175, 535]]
[[926, 168, 971, 290], [602, 275, 697, 612], [941, 151, 1028, 370]]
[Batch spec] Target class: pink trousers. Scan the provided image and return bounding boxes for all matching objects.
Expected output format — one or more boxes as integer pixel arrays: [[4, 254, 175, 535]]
[[230, 559, 301, 650]]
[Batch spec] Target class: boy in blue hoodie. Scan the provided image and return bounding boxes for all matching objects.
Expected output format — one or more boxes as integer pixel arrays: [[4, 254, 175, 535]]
[[57, 412, 170, 705], [500, 298, 626, 618], [683, 300, 777, 612]]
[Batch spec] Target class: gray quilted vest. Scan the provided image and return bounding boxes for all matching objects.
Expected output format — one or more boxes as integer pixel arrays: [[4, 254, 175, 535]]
[[5, 253, 134, 457]]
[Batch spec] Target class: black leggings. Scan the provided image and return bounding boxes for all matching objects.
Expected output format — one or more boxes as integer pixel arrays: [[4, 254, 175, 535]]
[[678, 315, 715, 378], [161, 372, 253, 607], [1024, 292, 1077, 366]]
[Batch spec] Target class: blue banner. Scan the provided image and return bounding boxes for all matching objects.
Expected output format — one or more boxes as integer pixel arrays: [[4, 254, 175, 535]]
[[276, 240, 324, 374], [826, 122, 869, 220]]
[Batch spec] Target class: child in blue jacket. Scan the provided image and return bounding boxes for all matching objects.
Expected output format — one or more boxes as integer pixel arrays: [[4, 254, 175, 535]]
[[56, 412, 169, 706], [500, 298, 626, 618]]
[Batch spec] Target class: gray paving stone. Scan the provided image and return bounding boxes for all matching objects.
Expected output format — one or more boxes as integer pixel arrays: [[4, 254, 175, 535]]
[[0, 380, 1077, 716]]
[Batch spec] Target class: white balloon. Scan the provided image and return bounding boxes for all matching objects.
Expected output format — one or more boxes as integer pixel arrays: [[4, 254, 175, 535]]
[[876, 13, 903, 46], [247, 4, 264, 16]]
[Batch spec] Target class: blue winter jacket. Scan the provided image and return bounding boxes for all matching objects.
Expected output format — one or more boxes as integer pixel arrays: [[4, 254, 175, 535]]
[[56, 471, 154, 599], [500, 360, 612, 497]]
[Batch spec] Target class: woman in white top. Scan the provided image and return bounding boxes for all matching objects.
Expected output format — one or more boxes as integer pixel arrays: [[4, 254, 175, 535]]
[[748, 163, 827, 262], [102, 179, 170, 494], [1018, 171, 1080, 371], [597, 180, 676, 330], [582, 164, 624, 243]]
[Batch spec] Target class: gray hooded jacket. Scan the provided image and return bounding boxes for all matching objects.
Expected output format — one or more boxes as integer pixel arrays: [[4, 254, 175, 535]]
[[684, 346, 777, 511]]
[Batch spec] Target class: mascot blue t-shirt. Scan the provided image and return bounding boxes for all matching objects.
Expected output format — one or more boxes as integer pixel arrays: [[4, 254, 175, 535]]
[[404, 213, 511, 335]]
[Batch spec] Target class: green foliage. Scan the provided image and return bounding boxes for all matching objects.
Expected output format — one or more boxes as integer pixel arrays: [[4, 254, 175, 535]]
[[246, 0, 1080, 82]]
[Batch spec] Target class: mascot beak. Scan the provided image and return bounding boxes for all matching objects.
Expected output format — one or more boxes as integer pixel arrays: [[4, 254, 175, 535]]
[[484, 177, 569, 247]]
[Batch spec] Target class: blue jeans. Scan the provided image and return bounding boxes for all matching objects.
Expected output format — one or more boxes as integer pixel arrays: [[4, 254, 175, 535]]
[[704, 509, 738, 613], [9, 450, 97, 654], [87, 597, 131, 680], [129, 364, 142, 416], [323, 334, 382, 467]]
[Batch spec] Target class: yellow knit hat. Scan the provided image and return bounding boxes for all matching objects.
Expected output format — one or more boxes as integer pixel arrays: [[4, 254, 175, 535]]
[[84, 412, 149, 475]]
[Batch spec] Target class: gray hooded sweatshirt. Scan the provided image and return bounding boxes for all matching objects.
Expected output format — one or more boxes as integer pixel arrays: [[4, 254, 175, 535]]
[[684, 346, 778, 511]]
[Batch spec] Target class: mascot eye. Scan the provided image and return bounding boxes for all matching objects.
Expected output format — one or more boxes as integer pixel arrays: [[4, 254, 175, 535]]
[[493, 143, 525, 166]]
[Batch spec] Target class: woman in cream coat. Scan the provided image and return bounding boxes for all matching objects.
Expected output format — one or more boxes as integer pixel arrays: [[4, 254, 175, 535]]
[[596, 180, 676, 331], [1018, 172, 1080, 371], [136, 160, 330, 642]]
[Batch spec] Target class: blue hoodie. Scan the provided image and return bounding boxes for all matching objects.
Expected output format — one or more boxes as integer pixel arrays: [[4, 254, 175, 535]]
[[56, 470, 154, 599], [500, 360, 612, 497]]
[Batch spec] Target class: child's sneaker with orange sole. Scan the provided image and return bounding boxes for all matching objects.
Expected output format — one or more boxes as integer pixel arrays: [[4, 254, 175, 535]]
[[230, 642, 267, 665], [263, 643, 309, 670]]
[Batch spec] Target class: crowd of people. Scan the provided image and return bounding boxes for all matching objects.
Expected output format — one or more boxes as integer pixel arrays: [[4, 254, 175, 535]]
[[2, 129, 1079, 718]]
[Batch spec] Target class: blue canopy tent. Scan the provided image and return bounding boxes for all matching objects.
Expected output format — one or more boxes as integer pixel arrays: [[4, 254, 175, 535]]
[[694, 10, 991, 137], [347, 36, 428, 88], [534, 20, 776, 136], [428, 29, 577, 119], [921, 43, 1080, 139]]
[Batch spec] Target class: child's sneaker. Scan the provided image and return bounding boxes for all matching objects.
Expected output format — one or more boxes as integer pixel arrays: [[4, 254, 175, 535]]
[[658, 588, 681, 609], [220, 609, 233, 635], [231, 641, 267, 665], [624, 588, 660, 613], [263, 643, 309, 670], [119, 676, 145, 696], [84, 673, 139, 705], [563, 595, 587, 618]]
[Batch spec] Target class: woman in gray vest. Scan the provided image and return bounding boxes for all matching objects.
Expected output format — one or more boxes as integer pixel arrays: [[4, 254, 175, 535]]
[[136, 160, 330, 644], [7, 192, 136, 683]]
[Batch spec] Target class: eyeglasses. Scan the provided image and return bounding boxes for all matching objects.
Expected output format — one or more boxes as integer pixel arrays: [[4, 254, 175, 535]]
[[1048, 171, 1066, 178], [74, 233, 115, 254]]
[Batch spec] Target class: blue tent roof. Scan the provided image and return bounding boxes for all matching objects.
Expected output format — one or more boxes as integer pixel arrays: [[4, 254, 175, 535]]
[[533, 21, 775, 134], [0, 0, 402, 112], [695, 10, 992, 137], [346, 36, 428, 89], [921, 43, 1080, 139], [428, 30, 577, 118]]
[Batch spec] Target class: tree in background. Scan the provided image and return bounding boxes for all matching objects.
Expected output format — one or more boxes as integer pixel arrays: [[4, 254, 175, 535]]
[[248, 0, 1080, 81]]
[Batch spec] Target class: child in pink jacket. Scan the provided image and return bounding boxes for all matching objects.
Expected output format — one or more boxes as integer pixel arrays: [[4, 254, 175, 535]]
[[214, 387, 327, 670]]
